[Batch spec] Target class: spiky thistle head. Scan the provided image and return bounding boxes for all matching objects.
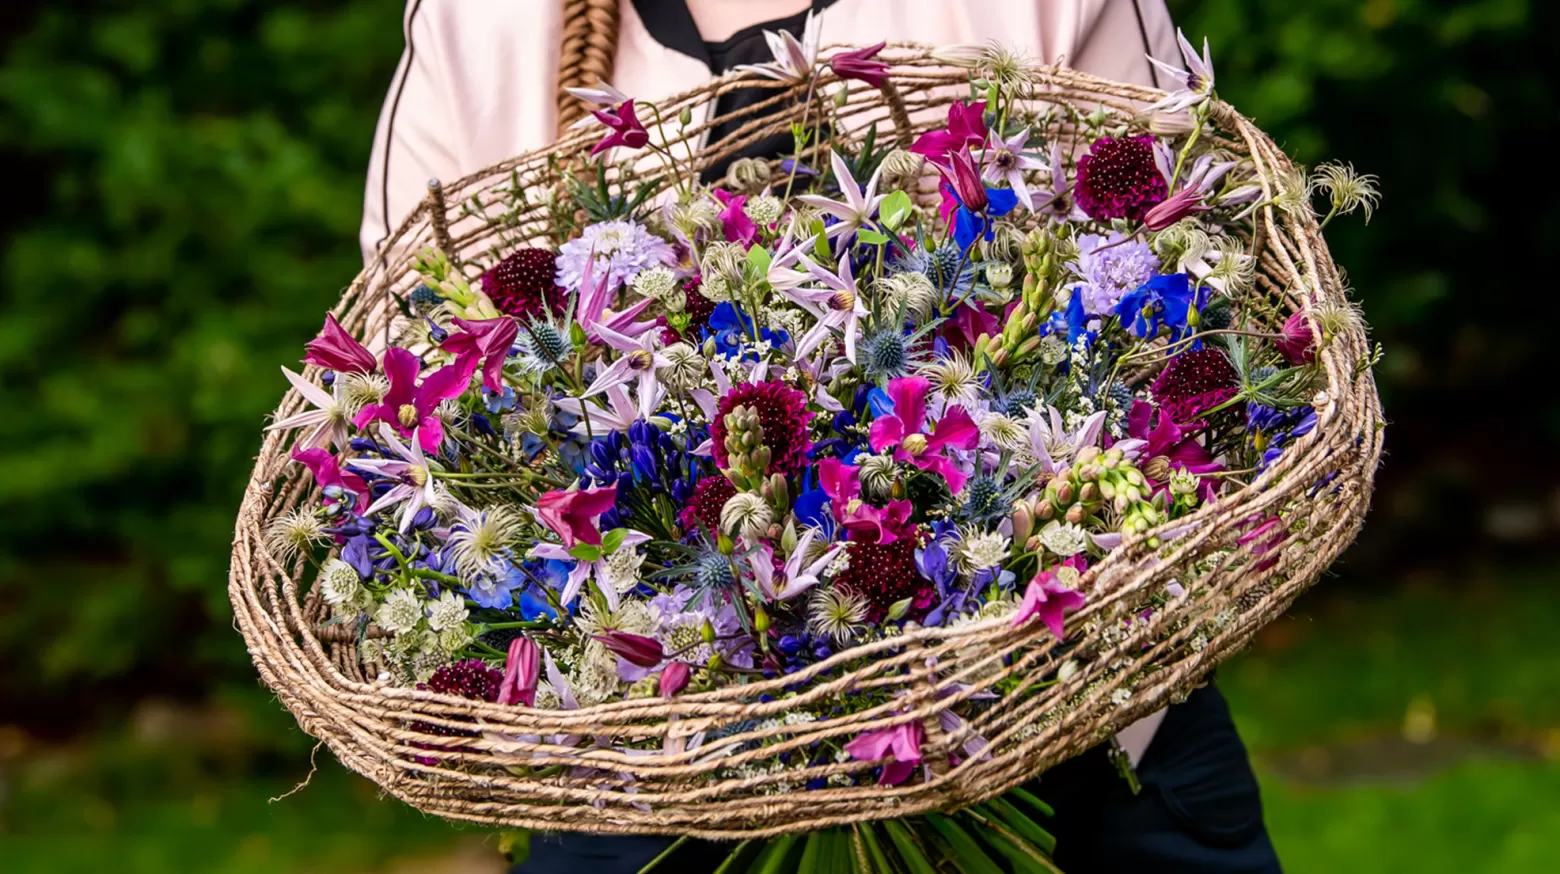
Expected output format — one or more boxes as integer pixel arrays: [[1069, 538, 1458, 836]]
[[960, 475, 1013, 524], [863, 329, 912, 380]]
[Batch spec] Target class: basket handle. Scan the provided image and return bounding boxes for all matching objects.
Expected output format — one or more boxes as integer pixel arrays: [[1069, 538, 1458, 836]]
[[556, 0, 621, 138]]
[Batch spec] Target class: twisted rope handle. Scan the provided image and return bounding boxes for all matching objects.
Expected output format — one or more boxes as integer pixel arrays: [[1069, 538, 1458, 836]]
[[556, 0, 621, 137]]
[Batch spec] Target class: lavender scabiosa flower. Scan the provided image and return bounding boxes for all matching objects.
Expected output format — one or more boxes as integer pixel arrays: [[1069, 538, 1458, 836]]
[[555, 220, 676, 293], [1068, 232, 1161, 316]]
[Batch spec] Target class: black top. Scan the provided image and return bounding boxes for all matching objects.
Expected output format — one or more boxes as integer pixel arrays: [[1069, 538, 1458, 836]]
[[630, 0, 842, 179]]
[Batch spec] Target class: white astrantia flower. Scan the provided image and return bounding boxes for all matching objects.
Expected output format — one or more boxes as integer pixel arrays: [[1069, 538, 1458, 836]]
[[745, 194, 784, 227], [629, 265, 678, 301], [376, 588, 423, 635], [571, 640, 622, 706], [1037, 334, 1069, 366], [576, 599, 654, 637], [958, 531, 1012, 572], [600, 545, 647, 595], [436, 626, 474, 655], [426, 589, 469, 632], [319, 558, 362, 607], [1038, 521, 1090, 557]]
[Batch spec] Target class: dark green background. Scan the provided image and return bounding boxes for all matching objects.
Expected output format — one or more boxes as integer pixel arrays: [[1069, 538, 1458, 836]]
[[2, 1, 1556, 870]]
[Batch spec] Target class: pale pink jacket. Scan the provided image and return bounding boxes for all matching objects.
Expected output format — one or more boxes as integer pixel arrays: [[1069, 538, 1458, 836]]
[[359, 0, 1178, 764], [361, 0, 1182, 263]]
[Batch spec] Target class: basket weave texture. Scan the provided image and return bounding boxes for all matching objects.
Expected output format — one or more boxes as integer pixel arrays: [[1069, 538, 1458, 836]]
[[230, 47, 1383, 838]]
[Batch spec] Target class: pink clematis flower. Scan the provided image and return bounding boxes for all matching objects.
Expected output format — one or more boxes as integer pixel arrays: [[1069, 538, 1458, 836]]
[[910, 101, 987, 163], [498, 636, 541, 706], [793, 251, 869, 362], [1011, 568, 1087, 639], [589, 100, 649, 156], [441, 316, 518, 393], [292, 446, 367, 510], [575, 251, 656, 342], [1143, 187, 1213, 231], [819, 457, 912, 544], [586, 324, 671, 420], [352, 348, 471, 454], [1275, 312, 1316, 365], [750, 528, 843, 600], [844, 721, 925, 786], [1118, 401, 1223, 502], [796, 150, 885, 243], [304, 313, 376, 374], [828, 42, 889, 88], [534, 485, 618, 548], [868, 376, 980, 493], [712, 189, 759, 247], [595, 631, 665, 668]]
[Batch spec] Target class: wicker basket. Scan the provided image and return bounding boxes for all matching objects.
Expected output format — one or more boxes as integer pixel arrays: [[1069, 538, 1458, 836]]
[[230, 45, 1382, 839]]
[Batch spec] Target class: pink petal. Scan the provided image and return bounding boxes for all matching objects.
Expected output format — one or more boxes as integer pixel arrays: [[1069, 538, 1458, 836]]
[[926, 405, 979, 451], [884, 376, 930, 433]]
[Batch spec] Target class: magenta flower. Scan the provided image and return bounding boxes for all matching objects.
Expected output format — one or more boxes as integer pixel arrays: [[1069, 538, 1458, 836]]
[[828, 42, 889, 88], [868, 376, 980, 493], [909, 101, 987, 163], [819, 457, 913, 544], [534, 485, 618, 548], [1010, 569, 1086, 639], [1121, 401, 1222, 502], [937, 146, 988, 212], [844, 721, 924, 786], [1275, 312, 1316, 365], [595, 631, 665, 669], [1143, 187, 1212, 231], [658, 662, 691, 699], [498, 636, 541, 707], [712, 189, 759, 247], [589, 99, 649, 156], [352, 348, 471, 454], [441, 316, 518, 393], [304, 313, 376, 374], [292, 447, 367, 509]]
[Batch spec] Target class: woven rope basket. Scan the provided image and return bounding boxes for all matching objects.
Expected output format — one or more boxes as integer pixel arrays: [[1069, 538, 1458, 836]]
[[231, 37, 1382, 838]]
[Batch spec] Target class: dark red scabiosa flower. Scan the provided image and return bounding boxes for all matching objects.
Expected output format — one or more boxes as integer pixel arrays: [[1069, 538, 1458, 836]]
[[412, 659, 504, 749], [1151, 347, 1240, 425], [680, 474, 737, 534], [479, 248, 567, 319], [678, 277, 717, 340], [834, 520, 932, 622], [1075, 135, 1168, 223], [710, 381, 814, 476]]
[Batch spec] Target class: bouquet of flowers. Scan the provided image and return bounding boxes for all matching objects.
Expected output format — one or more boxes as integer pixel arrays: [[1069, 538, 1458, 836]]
[[239, 33, 1380, 851]]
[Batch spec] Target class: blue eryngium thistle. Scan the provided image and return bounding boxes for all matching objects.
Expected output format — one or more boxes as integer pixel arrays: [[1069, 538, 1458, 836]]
[[691, 550, 738, 596], [864, 329, 910, 379]]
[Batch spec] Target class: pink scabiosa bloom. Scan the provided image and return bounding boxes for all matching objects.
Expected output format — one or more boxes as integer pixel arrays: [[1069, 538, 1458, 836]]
[[972, 127, 1046, 210], [304, 313, 376, 374], [534, 484, 619, 548], [659, 661, 691, 698], [1075, 135, 1168, 223], [1275, 311, 1316, 365], [347, 424, 439, 533], [712, 189, 759, 247], [498, 637, 541, 706], [828, 42, 889, 88], [352, 347, 471, 454], [868, 376, 980, 493], [441, 316, 518, 393], [910, 100, 987, 163], [1010, 568, 1086, 639], [589, 100, 649, 156], [844, 721, 924, 786]]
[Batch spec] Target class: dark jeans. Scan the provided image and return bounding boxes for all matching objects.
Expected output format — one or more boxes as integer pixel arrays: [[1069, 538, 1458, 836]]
[[512, 682, 1279, 873]]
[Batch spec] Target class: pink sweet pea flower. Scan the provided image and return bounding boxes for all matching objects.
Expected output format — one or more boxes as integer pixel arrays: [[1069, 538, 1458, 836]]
[[352, 347, 472, 454], [441, 317, 518, 393], [844, 721, 924, 786], [498, 636, 541, 706], [910, 101, 987, 162], [828, 42, 889, 88], [589, 100, 649, 156], [712, 189, 759, 247], [868, 376, 979, 493], [304, 313, 376, 374], [1011, 569, 1087, 639], [292, 447, 367, 509], [534, 485, 618, 548]]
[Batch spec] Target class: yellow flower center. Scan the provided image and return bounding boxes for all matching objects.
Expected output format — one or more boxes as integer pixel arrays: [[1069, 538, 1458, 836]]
[[901, 433, 929, 456], [830, 289, 856, 312], [397, 403, 420, 428], [407, 466, 429, 487]]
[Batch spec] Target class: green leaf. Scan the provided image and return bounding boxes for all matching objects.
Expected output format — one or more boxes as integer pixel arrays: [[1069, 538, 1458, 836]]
[[980, 798, 1057, 856], [856, 824, 895, 874], [567, 543, 601, 563], [708, 840, 756, 874], [976, 824, 1062, 874], [599, 527, 627, 555], [923, 814, 1005, 874], [812, 223, 832, 260], [797, 831, 824, 874], [1005, 786, 1056, 820], [748, 833, 803, 874], [745, 244, 772, 277], [879, 190, 913, 231], [882, 821, 938, 874], [857, 229, 890, 246]]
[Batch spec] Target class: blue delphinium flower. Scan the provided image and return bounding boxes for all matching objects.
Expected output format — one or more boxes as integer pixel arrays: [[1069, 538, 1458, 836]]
[[1115, 272, 1210, 347], [704, 302, 789, 360], [1246, 403, 1317, 470]]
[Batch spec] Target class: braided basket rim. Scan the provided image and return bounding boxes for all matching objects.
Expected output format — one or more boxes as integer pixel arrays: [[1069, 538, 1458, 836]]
[[230, 47, 1383, 838]]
